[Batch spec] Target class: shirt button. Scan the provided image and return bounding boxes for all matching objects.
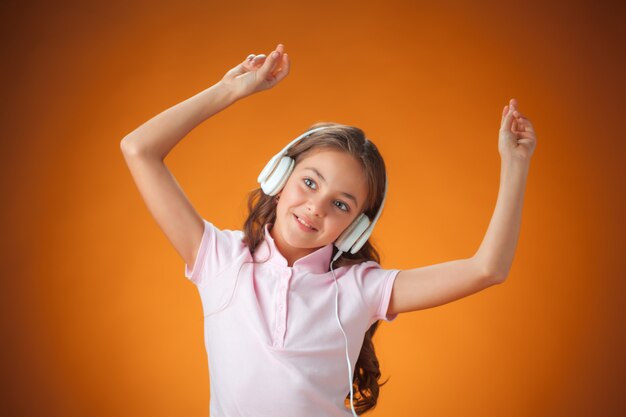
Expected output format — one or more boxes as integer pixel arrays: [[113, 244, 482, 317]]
[[278, 304, 284, 311], [277, 326, 284, 332], [273, 341, 279, 347]]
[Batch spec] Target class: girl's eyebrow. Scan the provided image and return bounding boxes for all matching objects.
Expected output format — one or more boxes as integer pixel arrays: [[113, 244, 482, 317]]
[[303, 167, 359, 207]]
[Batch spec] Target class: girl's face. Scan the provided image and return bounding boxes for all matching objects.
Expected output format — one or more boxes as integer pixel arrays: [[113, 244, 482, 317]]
[[271, 149, 369, 265]]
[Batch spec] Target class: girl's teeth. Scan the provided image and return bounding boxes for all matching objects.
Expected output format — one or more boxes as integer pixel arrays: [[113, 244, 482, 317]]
[[297, 216, 314, 229]]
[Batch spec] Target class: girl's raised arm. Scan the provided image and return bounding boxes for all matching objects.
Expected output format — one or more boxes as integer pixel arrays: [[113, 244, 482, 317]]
[[120, 44, 289, 269], [388, 98, 537, 315]]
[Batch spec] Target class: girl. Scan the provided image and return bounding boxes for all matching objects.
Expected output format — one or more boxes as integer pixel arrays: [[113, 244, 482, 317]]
[[121, 43, 536, 416]]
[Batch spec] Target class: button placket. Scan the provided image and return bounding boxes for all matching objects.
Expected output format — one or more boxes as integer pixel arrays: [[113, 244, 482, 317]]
[[273, 269, 292, 347]]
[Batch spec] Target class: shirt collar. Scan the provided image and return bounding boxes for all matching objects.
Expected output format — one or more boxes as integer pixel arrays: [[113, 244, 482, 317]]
[[254, 223, 333, 274]]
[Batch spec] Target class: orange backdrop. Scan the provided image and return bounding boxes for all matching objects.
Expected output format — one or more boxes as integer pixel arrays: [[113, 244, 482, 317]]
[[2, 0, 624, 416]]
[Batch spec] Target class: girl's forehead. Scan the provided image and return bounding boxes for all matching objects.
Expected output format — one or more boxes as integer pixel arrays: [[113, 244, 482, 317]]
[[296, 149, 362, 175]]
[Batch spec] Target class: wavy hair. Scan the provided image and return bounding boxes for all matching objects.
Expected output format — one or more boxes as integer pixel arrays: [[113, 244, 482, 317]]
[[242, 121, 390, 414]]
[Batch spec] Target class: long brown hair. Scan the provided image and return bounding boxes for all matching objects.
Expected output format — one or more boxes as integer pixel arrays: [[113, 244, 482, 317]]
[[242, 121, 390, 414]]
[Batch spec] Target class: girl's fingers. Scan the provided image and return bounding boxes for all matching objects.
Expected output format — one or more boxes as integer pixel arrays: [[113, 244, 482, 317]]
[[522, 122, 535, 133], [252, 54, 267, 65], [499, 100, 537, 140], [240, 53, 266, 72], [259, 48, 285, 79], [514, 118, 531, 133], [502, 98, 518, 123], [272, 53, 290, 81], [505, 100, 536, 133], [501, 105, 509, 126], [229, 44, 288, 91], [501, 103, 516, 131], [514, 119, 536, 137], [501, 100, 517, 127], [272, 51, 290, 75], [227, 56, 254, 78], [514, 114, 535, 133]]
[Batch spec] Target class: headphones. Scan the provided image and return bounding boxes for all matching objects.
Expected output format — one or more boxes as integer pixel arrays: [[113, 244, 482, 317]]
[[257, 126, 388, 258]]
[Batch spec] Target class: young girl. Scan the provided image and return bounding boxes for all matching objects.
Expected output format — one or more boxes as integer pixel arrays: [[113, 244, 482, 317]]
[[121, 43, 536, 417]]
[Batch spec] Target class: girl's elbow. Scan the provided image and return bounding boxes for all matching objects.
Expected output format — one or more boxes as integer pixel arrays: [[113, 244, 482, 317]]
[[120, 136, 141, 155], [491, 273, 508, 284]]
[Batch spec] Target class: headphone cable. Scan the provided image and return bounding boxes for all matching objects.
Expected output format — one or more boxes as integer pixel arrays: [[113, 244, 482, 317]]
[[330, 250, 359, 417]]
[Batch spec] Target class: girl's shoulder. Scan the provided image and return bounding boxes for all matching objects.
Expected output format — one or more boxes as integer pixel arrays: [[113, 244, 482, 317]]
[[198, 219, 248, 258], [332, 259, 390, 281], [336, 258, 383, 272], [186, 219, 248, 284]]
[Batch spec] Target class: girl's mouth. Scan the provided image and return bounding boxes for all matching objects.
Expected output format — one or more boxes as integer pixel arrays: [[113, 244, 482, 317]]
[[293, 213, 317, 232]]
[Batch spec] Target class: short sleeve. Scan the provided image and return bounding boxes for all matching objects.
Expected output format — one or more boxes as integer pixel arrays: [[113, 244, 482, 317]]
[[353, 260, 401, 324], [183, 219, 244, 287]]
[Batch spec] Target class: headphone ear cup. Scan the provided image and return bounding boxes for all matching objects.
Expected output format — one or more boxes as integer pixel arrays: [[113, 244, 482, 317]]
[[335, 213, 371, 254], [259, 156, 294, 196], [348, 221, 374, 254], [258, 153, 281, 184]]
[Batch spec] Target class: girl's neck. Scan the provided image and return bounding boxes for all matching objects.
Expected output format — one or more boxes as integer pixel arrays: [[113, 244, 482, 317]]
[[269, 225, 317, 267]]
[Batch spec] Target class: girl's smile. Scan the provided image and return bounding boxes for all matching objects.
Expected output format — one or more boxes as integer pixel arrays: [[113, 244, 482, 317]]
[[293, 213, 318, 232], [270, 148, 369, 266]]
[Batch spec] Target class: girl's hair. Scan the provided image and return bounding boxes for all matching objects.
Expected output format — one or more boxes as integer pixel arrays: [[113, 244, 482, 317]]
[[242, 121, 390, 414]]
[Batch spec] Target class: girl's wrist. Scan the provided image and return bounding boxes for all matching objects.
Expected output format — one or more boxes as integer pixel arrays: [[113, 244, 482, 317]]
[[213, 80, 245, 104], [501, 154, 531, 169], [500, 157, 530, 178]]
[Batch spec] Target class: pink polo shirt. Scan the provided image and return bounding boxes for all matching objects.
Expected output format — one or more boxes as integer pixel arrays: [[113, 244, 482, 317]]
[[184, 218, 400, 417]]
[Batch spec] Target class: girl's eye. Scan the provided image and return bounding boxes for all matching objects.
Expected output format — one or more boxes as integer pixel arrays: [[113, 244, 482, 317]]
[[334, 201, 349, 212], [303, 178, 350, 212], [303, 178, 317, 189]]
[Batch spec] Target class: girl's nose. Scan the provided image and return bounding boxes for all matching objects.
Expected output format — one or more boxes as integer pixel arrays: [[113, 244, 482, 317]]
[[306, 199, 325, 217]]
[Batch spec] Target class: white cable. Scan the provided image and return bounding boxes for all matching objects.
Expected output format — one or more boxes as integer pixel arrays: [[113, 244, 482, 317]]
[[330, 250, 359, 417]]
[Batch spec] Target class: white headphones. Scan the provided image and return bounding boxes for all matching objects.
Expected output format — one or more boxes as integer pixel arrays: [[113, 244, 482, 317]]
[[257, 126, 388, 257]]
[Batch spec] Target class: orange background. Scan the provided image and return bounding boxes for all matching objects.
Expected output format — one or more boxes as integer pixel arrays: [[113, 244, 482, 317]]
[[2, 0, 625, 416]]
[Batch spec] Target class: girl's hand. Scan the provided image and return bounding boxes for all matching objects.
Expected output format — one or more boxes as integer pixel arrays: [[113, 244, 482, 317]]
[[220, 43, 290, 100], [499, 98, 537, 163]]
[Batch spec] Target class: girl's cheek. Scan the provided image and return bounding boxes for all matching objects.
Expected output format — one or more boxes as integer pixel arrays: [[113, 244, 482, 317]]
[[294, 185, 308, 199]]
